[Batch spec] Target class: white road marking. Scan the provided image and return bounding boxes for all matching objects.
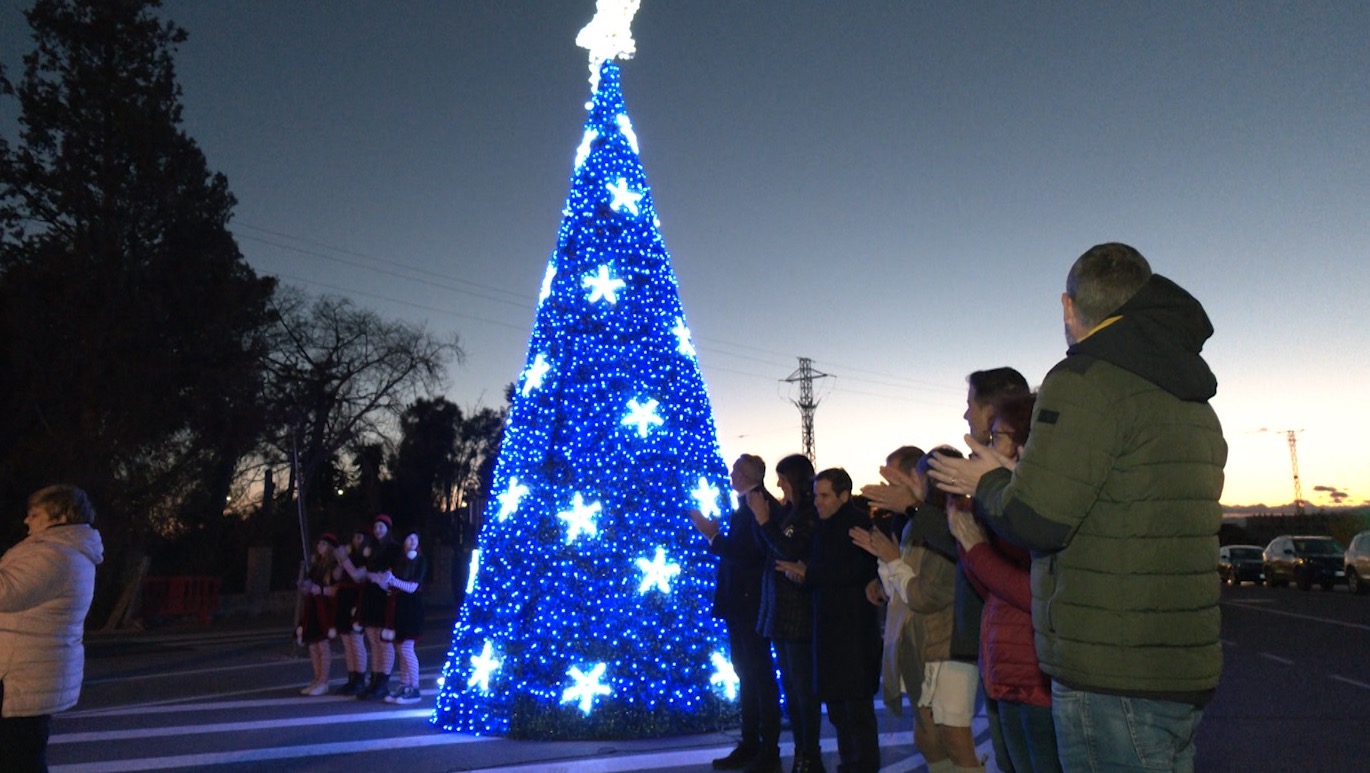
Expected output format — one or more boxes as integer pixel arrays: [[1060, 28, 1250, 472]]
[[51, 709, 432, 744], [1330, 674, 1370, 691], [1224, 600, 1370, 632], [1260, 653, 1296, 665], [49, 732, 491, 773]]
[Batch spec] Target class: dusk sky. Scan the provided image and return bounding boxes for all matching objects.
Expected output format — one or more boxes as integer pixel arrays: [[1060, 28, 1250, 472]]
[[2, 1, 1366, 509]]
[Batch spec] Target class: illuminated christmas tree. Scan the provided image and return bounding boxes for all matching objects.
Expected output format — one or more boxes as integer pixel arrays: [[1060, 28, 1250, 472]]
[[431, 2, 736, 739]]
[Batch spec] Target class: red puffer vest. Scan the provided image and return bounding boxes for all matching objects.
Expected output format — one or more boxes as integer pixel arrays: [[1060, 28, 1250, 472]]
[[959, 537, 1051, 707]]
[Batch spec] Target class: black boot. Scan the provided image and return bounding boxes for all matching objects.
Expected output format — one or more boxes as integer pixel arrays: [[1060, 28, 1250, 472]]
[[357, 672, 389, 700], [793, 753, 826, 773], [333, 672, 364, 696], [713, 743, 759, 771], [743, 748, 782, 773]]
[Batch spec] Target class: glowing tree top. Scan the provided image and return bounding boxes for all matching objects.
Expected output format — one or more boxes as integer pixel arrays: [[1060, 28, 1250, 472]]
[[430, 2, 736, 740]]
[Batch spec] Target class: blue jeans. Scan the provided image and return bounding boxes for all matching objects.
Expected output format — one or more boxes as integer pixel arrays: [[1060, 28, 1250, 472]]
[[1051, 682, 1202, 772]]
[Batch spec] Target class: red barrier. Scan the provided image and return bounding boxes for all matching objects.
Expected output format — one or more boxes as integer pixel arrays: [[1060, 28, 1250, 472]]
[[141, 576, 222, 626]]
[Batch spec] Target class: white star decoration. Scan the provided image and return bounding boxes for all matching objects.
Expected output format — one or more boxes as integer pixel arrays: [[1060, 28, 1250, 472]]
[[465, 549, 479, 594], [710, 651, 740, 701], [582, 264, 626, 304], [557, 493, 602, 543], [539, 264, 556, 302], [621, 398, 664, 438], [521, 354, 550, 397], [575, 0, 640, 92], [672, 316, 696, 357], [574, 129, 598, 171], [562, 662, 612, 715], [605, 177, 643, 216], [635, 547, 681, 595], [496, 477, 530, 522], [616, 114, 639, 154], [691, 477, 722, 519], [468, 640, 502, 693]]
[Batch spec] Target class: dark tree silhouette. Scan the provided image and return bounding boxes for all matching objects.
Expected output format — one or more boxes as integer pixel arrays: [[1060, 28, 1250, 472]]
[[0, 0, 275, 624]]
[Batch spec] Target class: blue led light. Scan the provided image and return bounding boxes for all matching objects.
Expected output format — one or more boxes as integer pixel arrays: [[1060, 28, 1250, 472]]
[[431, 61, 731, 739]]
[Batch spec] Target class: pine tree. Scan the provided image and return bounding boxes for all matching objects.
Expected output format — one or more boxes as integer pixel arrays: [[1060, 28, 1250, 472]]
[[431, 57, 738, 739], [0, 0, 275, 604]]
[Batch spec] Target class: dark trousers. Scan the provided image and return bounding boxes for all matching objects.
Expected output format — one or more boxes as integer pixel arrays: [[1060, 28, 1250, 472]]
[[826, 697, 879, 773], [774, 638, 821, 757], [994, 698, 1062, 773], [0, 683, 52, 773], [727, 619, 781, 751]]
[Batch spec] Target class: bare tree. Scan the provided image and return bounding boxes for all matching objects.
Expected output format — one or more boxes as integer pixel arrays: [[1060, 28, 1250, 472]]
[[261, 287, 462, 543]]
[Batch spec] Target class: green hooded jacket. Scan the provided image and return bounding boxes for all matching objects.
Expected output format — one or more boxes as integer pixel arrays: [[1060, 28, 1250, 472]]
[[977, 274, 1227, 704]]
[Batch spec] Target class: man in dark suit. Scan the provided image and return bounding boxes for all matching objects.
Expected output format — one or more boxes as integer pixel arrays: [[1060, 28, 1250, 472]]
[[689, 454, 782, 773]]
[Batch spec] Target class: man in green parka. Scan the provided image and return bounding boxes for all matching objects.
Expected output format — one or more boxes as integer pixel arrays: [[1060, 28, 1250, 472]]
[[929, 243, 1226, 772]]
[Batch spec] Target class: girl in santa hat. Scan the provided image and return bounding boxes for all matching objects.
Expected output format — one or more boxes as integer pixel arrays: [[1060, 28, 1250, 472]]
[[297, 532, 339, 696]]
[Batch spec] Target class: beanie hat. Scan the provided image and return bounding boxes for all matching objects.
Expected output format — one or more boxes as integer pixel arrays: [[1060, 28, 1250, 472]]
[[373, 513, 393, 529], [318, 532, 339, 547]]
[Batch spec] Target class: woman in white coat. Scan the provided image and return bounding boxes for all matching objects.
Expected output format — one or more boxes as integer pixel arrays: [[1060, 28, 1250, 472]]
[[0, 485, 104, 773]]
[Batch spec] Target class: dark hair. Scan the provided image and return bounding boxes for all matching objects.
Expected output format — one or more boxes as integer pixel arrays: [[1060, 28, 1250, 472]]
[[735, 454, 766, 484], [815, 467, 853, 497], [916, 447, 964, 510], [28, 485, 96, 526], [993, 392, 1038, 448], [886, 445, 925, 475], [968, 368, 1029, 405], [776, 454, 816, 504], [1066, 242, 1152, 327]]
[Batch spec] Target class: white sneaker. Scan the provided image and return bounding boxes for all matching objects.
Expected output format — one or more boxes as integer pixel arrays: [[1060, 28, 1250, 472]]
[[302, 681, 329, 696]]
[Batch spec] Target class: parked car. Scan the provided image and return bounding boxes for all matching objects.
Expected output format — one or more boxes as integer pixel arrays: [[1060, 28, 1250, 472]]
[[1219, 544, 1265, 588], [1346, 531, 1370, 595], [1263, 535, 1346, 590]]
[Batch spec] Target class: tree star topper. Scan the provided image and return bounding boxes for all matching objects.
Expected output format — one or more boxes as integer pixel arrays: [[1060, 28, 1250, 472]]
[[576, 0, 641, 93]]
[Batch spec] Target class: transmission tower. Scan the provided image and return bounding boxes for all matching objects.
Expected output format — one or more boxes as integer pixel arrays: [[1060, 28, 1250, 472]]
[[783, 357, 830, 464], [1285, 429, 1305, 516]]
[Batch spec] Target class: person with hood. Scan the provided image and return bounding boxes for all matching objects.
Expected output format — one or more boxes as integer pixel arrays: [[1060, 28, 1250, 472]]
[[930, 243, 1227, 772], [0, 484, 104, 773]]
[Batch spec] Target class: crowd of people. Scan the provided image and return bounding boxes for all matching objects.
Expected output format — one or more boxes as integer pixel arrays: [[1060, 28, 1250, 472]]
[[689, 243, 1226, 773], [295, 513, 430, 705]]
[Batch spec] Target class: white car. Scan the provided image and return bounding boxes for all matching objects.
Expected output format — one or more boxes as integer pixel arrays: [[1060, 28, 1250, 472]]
[[1346, 531, 1370, 595]]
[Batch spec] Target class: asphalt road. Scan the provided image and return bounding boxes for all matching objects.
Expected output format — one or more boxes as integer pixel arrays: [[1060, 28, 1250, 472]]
[[46, 586, 1370, 772]]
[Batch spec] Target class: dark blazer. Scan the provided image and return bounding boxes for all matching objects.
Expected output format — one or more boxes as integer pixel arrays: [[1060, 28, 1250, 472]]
[[807, 500, 881, 700], [708, 485, 776, 625]]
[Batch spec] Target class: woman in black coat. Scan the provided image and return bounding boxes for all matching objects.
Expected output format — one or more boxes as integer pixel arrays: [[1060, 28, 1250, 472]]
[[753, 454, 821, 773]]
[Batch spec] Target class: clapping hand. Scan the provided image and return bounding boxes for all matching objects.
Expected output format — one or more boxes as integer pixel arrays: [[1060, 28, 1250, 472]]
[[687, 508, 720, 541], [860, 463, 922, 514], [849, 526, 900, 563], [775, 559, 806, 584], [747, 490, 771, 525], [926, 436, 1013, 496]]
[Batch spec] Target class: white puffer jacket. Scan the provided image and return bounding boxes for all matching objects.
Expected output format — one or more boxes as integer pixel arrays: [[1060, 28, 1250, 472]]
[[0, 523, 104, 717]]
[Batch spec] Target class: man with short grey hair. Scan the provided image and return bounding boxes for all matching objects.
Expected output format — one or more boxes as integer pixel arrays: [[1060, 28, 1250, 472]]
[[931, 243, 1227, 771]]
